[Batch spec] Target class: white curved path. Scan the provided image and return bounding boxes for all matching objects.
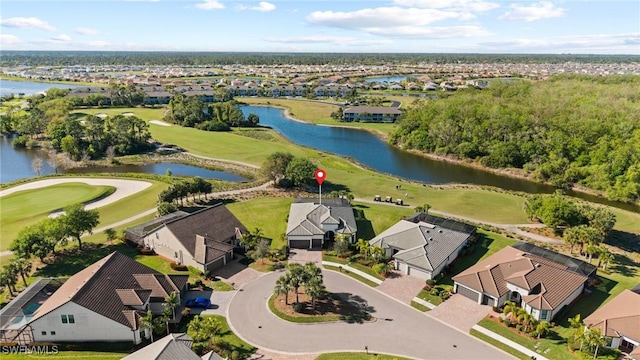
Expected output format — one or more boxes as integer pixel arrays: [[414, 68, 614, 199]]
[[0, 178, 152, 211]]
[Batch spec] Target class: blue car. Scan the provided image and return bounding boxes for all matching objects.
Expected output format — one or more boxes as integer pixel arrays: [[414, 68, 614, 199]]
[[185, 297, 211, 309]]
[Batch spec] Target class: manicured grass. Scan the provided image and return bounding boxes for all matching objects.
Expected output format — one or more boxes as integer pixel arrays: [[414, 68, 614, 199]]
[[0, 74, 96, 86], [239, 97, 397, 136], [323, 265, 379, 287], [469, 328, 530, 360], [410, 301, 431, 312], [321, 254, 385, 281], [81, 213, 157, 245], [73, 107, 165, 122], [198, 315, 256, 358], [610, 207, 640, 233], [0, 183, 115, 251], [477, 318, 574, 360], [268, 294, 341, 323], [316, 353, 412, 360], [351, 201, 414, 240], [209, 280, 235, 291], [226, 197, 292, 249], [2, 351, 129, 360], [416, 290, 443, 306]]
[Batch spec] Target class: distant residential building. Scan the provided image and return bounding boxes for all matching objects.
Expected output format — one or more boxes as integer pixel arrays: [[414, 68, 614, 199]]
[[342, 106, 402, 123]]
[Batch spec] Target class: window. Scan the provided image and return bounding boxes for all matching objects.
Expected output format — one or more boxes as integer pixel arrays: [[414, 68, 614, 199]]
[[61, 314, 75, 324], [541, 310, 549, 320], [41, 331, 47, 336], [51, 331, 56, 336]]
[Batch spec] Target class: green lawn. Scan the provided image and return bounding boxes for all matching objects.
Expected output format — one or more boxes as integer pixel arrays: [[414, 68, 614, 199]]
[[73, 107, 165, 122], [410, 301, 431, 312], [316, 353, 412, 360], [477, 318, 574, 360], [323, 265, 379, 287], [198, 315, 256, 358], [0, 183, 115, 251], [469, 328, 530, 360], [322, 254, 385, 281], [1, 351, 129, 360], [610, 207, 640, 233], [416, 289, 443, 306], [226, 197, 292, 249]]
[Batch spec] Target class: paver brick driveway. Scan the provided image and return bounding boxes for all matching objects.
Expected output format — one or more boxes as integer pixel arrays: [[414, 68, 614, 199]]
[[288, 249, 322, 265], [428, 294, 494, 331], [376, 270, 425, 304]]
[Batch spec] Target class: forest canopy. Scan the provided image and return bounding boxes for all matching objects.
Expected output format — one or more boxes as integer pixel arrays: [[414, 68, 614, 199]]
[[389, 75, 640, 202]]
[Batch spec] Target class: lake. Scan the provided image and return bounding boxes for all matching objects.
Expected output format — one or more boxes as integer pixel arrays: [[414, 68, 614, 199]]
[[241, 105, 640, 213], [0, 135, 248, 183], [0, 79, 80, 98], [364, 76, 409, 83]]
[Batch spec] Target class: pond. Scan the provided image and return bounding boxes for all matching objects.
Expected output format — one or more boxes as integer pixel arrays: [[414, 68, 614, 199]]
[[0, 79, 81, 98], [241, 105, 640, 213], [364, 75, 409, 83], [0, 135, 248, 183]]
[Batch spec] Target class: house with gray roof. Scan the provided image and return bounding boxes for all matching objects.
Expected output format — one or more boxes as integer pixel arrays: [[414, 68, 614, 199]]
[[342, 106, 402, 123], [369, 213, 475, 280], [7, 252, 188, 345], [123, 333, 223, 360], [286, 198, 357, 249], [125, 204, 247, 273]]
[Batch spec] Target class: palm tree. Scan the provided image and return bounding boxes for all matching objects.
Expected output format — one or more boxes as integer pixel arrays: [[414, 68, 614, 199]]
[[356, 238, 370, 258], [11, 258, 31, 287], [568, 314, 583, 329], [274, 275, 292, 305], [587, 328, 606, 359], [287, 263, 305, 304], [586, 244, 600, 264], [104, 228, 117, 245], [517, 312, 536, 333], [162, 306, 172, 335], [536, 321, 551, 339], [140, 310, 155, 342], [164, 292, 180, 321], [599, 249, 614, 270], [503, 301, 519, 321], [305, 276, 325, 312], [0, 267, 16, 297]]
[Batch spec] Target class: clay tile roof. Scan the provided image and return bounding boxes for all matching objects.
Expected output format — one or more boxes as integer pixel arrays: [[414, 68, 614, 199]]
[[115, 289, 152, 306], [584, 290, 640, 341], [31, 252, 187, 329]]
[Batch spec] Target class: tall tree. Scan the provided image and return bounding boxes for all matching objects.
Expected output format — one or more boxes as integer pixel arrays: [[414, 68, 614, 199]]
[[274, 274, 292, 305], [164, 292, 180, 321], [261, 152, 294, 185], [61, 203, 100, 250], [140, 310, 155, 343], [284, 157, 316, 187], [10, 258, 31, 287]]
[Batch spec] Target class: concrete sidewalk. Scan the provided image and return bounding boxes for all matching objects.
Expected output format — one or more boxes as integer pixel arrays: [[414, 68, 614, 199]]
[[321, 261, 383, 285], [472, 324, 551, 360]]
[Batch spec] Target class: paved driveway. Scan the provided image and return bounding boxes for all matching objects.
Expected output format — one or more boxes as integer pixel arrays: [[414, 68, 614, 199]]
[[227, 270, 512, 360], [377, 270, 425, 304], [288, 249, 322, 265], [213, 258, 262, 289], [428, 294, 494, 332]]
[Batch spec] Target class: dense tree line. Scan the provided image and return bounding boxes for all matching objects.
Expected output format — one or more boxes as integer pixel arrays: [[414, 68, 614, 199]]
[[2, 51, 638, 67], [157, 177, 213, 215], [163, 95, 258, 131], [1, 89, 153, 160], [390, 75, 640, 202]]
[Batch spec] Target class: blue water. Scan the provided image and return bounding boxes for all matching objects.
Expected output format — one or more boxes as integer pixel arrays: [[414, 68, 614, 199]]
[[364, 76, 408, 83], [0, 79, 80, 97]]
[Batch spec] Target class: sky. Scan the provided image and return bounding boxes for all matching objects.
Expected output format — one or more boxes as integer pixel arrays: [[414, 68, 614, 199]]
[[0, 0, 639, 54]]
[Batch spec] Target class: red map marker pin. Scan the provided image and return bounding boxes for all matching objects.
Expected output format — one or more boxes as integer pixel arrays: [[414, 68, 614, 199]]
[[314, 169, 326, 185]]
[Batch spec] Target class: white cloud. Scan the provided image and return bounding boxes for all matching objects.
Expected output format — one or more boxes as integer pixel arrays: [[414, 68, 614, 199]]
[[75, 27, 99, 35], [393, 0, 499, 12], [307, 7, 462, 29], [264, 35, 392, 46], [195, 0, 225, 10], [51, 34, 72, 43], [251, 2, 275, 12], [0, 17, 55, 31], [499, 1, 565, 22], [479, 33, 640, 52], [306, 7, 491, 39], [0, 34, 20, 45]]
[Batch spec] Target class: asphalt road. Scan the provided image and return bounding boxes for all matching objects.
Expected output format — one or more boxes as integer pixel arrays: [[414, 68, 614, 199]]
[[227, 270, 513, 360]]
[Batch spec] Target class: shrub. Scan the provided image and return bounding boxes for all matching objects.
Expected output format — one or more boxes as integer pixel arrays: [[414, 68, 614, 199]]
[[439, 292, 451, 300], [271, 262, 285, 270], [169, 262, 188, 271], [516, 324, 523, 332], [492, 306, 503, 313], [194, 279, 203, 288], [423, 284, 433, 291], [12, 136, 28, 148], [292, 302, 303, 313], [426, 279, 436, 286], [503, 318, 512, 327], [430, 288, 441, 296]]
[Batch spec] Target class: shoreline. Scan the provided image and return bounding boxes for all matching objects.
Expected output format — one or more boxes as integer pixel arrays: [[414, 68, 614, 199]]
[[244, 101, 635, 206], [0, 75, 97, 87]]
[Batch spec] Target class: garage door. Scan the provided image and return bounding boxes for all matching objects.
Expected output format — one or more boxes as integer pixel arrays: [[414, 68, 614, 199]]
[[408, 266, 431, 280], [311, 239, 323, 248], [456, 284, 480, 302], [289, 239, 310, 249], [397, 261, 408, 274]]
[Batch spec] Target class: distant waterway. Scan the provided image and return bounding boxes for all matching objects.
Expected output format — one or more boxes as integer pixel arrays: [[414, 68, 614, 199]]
[[0, 79, 80, 98], [0, 135, 248, 183], [364, 76, 409, 83], [241, 105, 640, 213]]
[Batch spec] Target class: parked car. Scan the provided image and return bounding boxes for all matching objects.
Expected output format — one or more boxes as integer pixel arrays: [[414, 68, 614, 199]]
[[185, 297, 211, 309]]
